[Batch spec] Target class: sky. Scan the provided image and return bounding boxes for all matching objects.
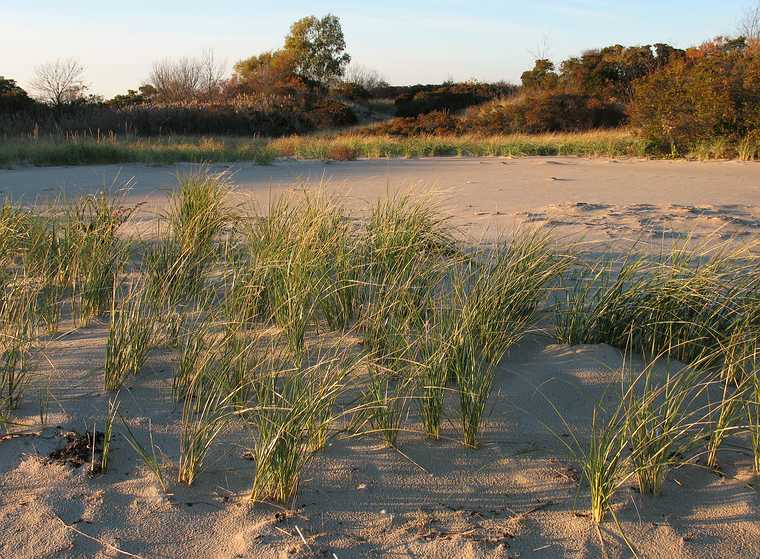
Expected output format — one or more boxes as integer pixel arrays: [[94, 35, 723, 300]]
[[1, 0, 755, 98]]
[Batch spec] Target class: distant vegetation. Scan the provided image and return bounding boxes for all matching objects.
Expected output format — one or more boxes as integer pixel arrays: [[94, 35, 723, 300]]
[[2, 8, 760, 162], [0, 130, 648, 167]]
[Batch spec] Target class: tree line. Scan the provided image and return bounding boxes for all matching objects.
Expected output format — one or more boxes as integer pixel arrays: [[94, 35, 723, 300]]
[[2, 7, 760, 155]]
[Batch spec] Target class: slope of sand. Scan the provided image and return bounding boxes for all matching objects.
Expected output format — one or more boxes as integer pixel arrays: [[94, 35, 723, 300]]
[[1, 157, 759, 558], [2, 330, 758, 559]]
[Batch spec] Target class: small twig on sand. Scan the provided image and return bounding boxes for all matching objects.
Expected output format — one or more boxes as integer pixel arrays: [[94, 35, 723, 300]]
[[512, 500, 554, 521], [50, 511, 145, 559], [294, 525, 312, 553], [393, 446, 432, 475], [0, 431, 42, 443]]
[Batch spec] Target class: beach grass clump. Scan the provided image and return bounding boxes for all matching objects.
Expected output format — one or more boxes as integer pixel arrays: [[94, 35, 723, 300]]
[[363, 193, 455, 286], [220, 261, 262, 331], [551, 392, 632, 525], [269, 245, 324, 365], [0, 204, 69, 335], [584, 406, 631, 524], [104, 283, 156, 391], [630, 245, 751, 367], [168, 170, 231, 267], [705, 323, 758, 470], [235, 197, 299, 322], [361, 360, 415, 447], [63, 192, 133, 325], [0, 276, 39, 412], [178, 351, 235, 485], [239, 193, 359, 362], [7, 210, 69, 334], [555, 256, 647, 346], [445, 233, 567, 447], [556, 241, 760, 370], [415, 316, 452, 440], [174, 314, 212, 401], [360, 194, 453, 364], [623, 360, 707, 496], [248, 357, 348, 506], [149, 171, 231, 309], [360, 270, 432, 375], [215, 327, 267, 412]]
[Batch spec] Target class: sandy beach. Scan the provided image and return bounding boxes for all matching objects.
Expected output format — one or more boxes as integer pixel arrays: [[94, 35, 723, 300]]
[[0, 158, 758, 559], [1, 157, 759, 246]]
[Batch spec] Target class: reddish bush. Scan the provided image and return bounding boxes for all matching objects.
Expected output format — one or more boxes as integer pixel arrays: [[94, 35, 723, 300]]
[[326, 144, 357, 160], [304, 97, 358, 129], [367, 111, 460, 136], [465, 92, 626, 134], [630, 38, 760, 149]]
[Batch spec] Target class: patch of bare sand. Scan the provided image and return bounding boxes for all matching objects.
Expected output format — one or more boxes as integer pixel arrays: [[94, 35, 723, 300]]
[[1, 323, 758, 559], [1, 157, 759, 250]]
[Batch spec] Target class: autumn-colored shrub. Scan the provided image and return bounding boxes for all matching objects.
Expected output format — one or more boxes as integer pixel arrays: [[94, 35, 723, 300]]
[[630, 38, 760, 151], [559, 44, 684, 103], [366, 111, 460, 136], [393, 82, 516, 117], [304, 97, 358, 129], [326, 144, 357, 160], [464, 92, 626, 134]]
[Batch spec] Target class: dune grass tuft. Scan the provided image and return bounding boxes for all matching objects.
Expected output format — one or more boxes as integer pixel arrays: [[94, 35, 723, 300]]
[[248, 356, 350, 505], [104, 283, 156, 392]]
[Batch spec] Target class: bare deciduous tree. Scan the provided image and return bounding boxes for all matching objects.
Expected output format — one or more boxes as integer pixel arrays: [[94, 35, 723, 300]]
[[740, 1, 760, 44], [30, 58, 87, 108], [150, 57, 202, 102], [199, 49, 226, 99], [149, 50, 226, 102], [343, 64, 387, 90]]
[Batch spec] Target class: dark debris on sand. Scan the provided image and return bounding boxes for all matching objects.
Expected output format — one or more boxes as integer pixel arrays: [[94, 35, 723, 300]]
[[48, 430, 104, 473]]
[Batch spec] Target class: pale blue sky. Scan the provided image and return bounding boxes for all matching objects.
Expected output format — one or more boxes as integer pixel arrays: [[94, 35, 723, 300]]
[[1, 1, 753, 97]]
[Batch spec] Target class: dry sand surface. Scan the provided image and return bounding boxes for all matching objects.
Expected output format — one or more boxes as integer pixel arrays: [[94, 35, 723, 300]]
[[0, 157, 759, 559], [1, 156, 759, 247]]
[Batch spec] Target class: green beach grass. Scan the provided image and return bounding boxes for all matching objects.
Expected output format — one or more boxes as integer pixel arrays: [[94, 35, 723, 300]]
[[0, 129, 655, 167]]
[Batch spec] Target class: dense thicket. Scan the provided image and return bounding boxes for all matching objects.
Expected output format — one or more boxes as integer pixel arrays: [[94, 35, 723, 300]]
[[0, 96, 356, 137], [3, 16, 760, 157], [0, 77, 35, 114], [364, 38, 760, 154], [0, 14, 358, 137], [630, 38, 760, 151], [393, 82, 517, 117], [363, 43, 683, 136]]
